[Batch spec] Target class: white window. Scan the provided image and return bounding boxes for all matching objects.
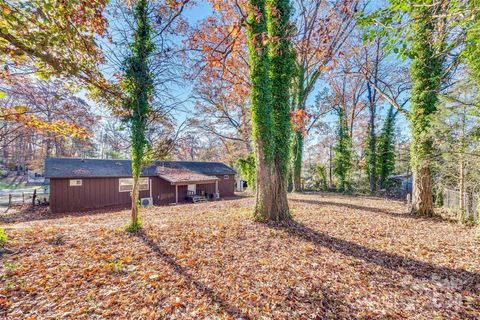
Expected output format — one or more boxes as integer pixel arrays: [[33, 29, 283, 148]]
[[119, 178, 149, 192], [187, 184, 196, 193], [224, 175, 230, 179], [69, 179, 82, 186]]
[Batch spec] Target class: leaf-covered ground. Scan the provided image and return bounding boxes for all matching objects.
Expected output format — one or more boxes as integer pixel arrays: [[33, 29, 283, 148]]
[[1, 193, 479, 319]]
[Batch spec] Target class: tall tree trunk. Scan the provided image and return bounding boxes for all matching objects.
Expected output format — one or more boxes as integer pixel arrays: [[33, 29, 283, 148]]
[[292, 130, 303, 192], [377, 106, 396, 189], [459, 105, 466, 213], [333, 108, 352, 191], [254, 140, 289, 221], [366, 82, 377, 192], [409, 3, 442, 216], [292, 69, 305, 193], [267, 0, 295, 219], [45, 133, 52, 157], [459, 159, 465, 211], [246, 0, 294, 221], [124, 0, 154, 230]]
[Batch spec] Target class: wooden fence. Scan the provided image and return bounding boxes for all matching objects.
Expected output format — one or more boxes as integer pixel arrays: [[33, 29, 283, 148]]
[[443, 188, 478, 223], [0, 190, 49, 212]]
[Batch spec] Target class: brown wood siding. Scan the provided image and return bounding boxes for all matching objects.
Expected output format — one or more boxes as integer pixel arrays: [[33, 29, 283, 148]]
[[215, 174, 235, 197], [151, 178, 188, 205], [50, 177, 152, 213], [49, 174, 235, 213], [196, 183, 216, 196]]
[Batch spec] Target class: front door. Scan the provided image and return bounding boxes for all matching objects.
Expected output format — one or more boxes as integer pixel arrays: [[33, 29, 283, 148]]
[[187, 184, 196, 195]]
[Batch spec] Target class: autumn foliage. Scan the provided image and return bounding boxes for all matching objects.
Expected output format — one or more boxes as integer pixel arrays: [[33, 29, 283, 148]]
[[290, 108, 312, 136], [1, 107, 90, 139]]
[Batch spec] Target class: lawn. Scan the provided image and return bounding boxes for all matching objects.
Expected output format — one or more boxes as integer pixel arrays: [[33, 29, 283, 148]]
[[1, 193, 479, 319]]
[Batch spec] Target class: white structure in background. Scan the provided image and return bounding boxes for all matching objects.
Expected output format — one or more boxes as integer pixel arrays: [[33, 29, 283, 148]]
[[27, 170, 45, 184], [235, 176, 245, 192]]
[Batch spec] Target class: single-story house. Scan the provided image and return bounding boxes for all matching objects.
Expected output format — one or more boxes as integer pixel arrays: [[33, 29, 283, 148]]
[[44, 157, 236, 213]]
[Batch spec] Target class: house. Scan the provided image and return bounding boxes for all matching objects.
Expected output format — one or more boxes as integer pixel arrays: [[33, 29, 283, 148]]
[[388, 173, 412, 194], [44, 157, 236, 213]]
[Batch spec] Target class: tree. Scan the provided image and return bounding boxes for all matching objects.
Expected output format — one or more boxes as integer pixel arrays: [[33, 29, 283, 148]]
[[360, 0, 478, 216], [185, 0, 360, 193], [312, 163, 328, 190], [377, 106, 397, 189], [333, 107, 352, 191], [264, 0, 296, 218], [408, 2, 442, 216], [361, 39, 382, 192], [189, 81, 252, 162], [122, 0, 155, 231], [99, 0, 188, 230], [0, 1, 114, 142], [432, 79, 480, 218], [0, 0, 112, 92], [236, 154, 256, 190], [246, 0, 295, 221], [290, 0, 359, 192]]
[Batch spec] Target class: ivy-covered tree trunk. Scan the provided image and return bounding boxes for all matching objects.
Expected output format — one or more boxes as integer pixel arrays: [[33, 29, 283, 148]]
[[333, 108, 352, 191], [377, 106, 396, 189], [409, 3, 442, 216], [365, 82, 377, 192], [266, 0, 295, 219], [123, 0, 154, 231], [292, 130, 303, 192], [291, 69, 305, 193], [246, 0, 294, 221]]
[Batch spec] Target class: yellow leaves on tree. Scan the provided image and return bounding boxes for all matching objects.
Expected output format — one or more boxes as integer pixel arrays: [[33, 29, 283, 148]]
[[1, 107, 90, 139]]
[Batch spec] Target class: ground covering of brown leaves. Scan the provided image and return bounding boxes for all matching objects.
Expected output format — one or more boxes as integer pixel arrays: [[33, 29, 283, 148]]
[[1, 193, 479, 319]]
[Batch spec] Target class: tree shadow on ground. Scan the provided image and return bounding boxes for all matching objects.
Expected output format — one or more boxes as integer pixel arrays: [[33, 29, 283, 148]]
[[136, 230, 362, 319], [268, 219, 480, 295], [290, 198, 454, 223], [136, 231, 250, 319]]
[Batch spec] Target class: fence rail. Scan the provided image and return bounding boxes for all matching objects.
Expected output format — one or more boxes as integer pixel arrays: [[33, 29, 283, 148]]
[[443, 188, 478, 222], [0, 189, 49, 210]]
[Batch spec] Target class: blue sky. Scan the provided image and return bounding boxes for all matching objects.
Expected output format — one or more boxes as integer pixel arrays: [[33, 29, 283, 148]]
[[90, 0, 411, 158]]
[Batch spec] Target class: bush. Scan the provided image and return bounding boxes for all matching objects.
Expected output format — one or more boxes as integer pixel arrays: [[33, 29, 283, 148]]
[[0, 227, 7, 246], [435, 188, 444, 207], [236, 155, 256, 191], [125, 218, 142, 233]]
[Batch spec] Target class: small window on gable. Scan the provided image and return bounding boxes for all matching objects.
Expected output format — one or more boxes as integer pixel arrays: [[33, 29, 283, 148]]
[[119, 178, 149, 192], [224, 175, 230, 179], [69, 179, 82, 186]]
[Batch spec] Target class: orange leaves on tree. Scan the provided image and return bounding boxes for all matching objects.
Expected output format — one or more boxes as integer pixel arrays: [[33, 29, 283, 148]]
[[1, 107, 91, 139], [185, 1, 250, 103], [290, 108, 312, 136]]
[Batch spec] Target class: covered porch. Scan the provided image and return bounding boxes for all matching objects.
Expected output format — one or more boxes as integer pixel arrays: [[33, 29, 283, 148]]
[[156, 166, 219, 204]]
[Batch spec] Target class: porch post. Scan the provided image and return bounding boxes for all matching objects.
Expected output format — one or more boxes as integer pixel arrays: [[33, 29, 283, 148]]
[[175, 184, 178, 204], [215, 180, 219, 194]]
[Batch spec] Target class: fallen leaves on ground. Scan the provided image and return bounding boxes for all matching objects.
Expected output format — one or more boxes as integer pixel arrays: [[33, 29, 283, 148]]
[[1, 193, 479, 319]]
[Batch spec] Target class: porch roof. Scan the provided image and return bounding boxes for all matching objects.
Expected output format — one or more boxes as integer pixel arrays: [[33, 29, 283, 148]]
[[156, 166, 218, 185]]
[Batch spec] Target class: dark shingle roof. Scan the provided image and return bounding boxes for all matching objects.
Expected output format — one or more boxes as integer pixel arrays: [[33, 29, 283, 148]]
[[44, 157, 236, 178]]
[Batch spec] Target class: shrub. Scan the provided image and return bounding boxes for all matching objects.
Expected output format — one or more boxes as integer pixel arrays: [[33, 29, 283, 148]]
[[0, 227, 7, 246], [435, 188, 444, 207], [125, 218, 142, 233]]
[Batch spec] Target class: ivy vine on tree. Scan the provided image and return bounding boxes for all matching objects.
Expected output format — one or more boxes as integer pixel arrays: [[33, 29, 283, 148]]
[[122, 0, 155, 231]]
